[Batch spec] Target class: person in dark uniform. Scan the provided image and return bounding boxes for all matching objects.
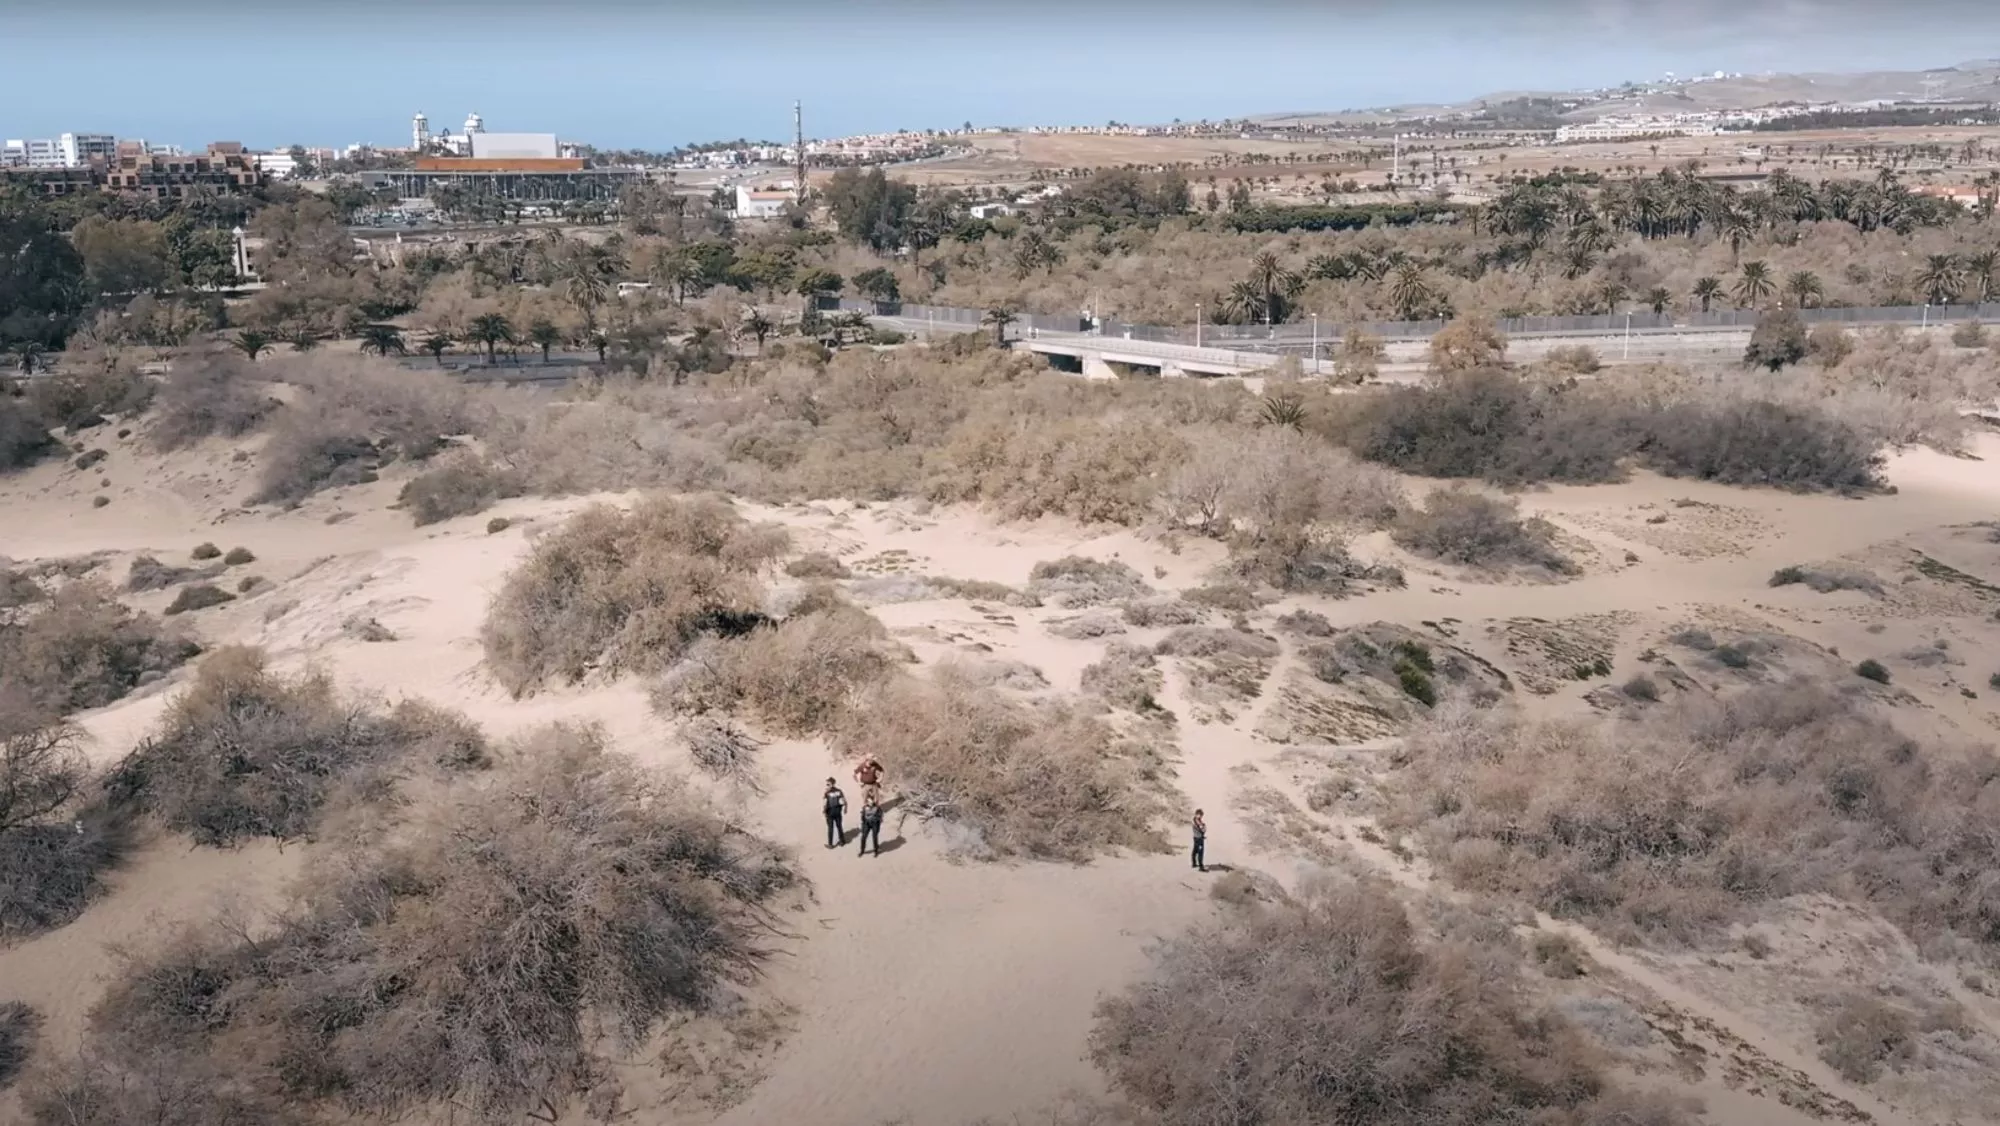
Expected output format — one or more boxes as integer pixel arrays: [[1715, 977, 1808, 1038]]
[[857, 795, 885, 857], [1191, 809, 1207, 872], [823, 778, 848, 848]]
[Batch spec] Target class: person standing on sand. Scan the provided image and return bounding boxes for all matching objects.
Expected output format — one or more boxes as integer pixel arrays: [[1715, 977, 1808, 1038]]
[[854, 755, 884, 806], [857, 795, 884, 857], [1191, 809, 1207, 872], [824, 778, 848, 848]]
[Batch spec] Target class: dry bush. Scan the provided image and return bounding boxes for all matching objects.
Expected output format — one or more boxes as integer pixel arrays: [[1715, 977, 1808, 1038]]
[[163, 583, 234, 616], [0, 392, 58, 471], [1048, 612, 1126, 640], [1543, 344, 1603, 374], [1387, 683, 2000, 948], [1184, 582, 1264, 613], [1157, 427, 1403, 540], [0, 582, 199, 714], [1343, 370, 1636, 486], [649, 595, 901, 736], [1950, 321, 1987, 349], [125, 554, 220, 592], [149, 353, 273, 451], [79, 726, 796, 1124], [1156, 626, 1280, 706], [1429, 315, 1508, 373], [1029, 556, 1152, 608], [783, 551, 851, 579], [190, 543, 220, 561], [0, 568, 43, 609], [0, 1001, 39, 1089], [1392, 488, 1575, 574], [1768, 565, 1884, 596], [397, 452, 524, 526], [1815, 994, 1917, 1083], [221, 546, 254, 566], [1081, 642, 1167, 715], [25, 366, 153, 432], [0, 710, 132, 939], [1121, 597, 1204, 628], [1642, 398, 1880, 491], [482, 495, 787, 695], [1808, 324, 1855, 367], [107, 646, 488, 845], [835, 664, 1172, 861], [680, 716, 765, 792], [23, 1049, 302, 1126], [252, 357, 482, 506], [1089, 873, 1691, 1126]]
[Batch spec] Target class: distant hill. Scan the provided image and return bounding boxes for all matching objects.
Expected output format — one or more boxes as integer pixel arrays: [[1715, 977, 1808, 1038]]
[[1251, 58, 2000, 128]]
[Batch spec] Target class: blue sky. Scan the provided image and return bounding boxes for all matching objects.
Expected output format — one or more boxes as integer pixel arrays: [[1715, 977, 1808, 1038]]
[[3, 1, 1996, 150]]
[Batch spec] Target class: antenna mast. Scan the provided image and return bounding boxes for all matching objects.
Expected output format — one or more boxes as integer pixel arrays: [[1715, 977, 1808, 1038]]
[[794, 100, 807, 206]]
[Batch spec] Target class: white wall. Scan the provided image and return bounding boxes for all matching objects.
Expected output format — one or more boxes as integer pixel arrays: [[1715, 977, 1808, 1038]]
[[469, 132, 559, 160]]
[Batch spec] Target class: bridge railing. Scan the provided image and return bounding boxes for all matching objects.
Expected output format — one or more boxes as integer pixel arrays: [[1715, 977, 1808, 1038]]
[[821, 296, 1996, 346]]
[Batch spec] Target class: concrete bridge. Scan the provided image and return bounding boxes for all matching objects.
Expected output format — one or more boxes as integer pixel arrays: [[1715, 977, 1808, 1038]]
[[1014, 332, 1332, 378]]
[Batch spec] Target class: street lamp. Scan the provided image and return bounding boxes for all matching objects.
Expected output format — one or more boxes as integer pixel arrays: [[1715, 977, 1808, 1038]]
[[1195, 302, 1203, 348], [1623, 307, 1633, 361], [1310, 312, 1319, 369]]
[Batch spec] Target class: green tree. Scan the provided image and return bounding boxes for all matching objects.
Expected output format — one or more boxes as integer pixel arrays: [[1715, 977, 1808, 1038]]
[[358, 324, 407, 357], [741, 310, 775, 352], [1246, 251, 1302, 326], [1387, 262, 1437, 321], [1012, 230, 1062, 278], [1733, 260, 1775, 307], [527, 319, 563, 363], [1917, 253, 1963, 305], [420, 333, 455, 365], [1783, 270, 1823, 309], [794, 268, 844, 306], [231, 330, 273, 361], [822, 167, 917, 252], [852, 266, 900, 303], [732, 249, 797, 301], [1692, 276, 1725, 313], [1964, 250, 1997, 304], [466, 313, 514, 365], [1744, 306, 1807, 370], [0, 193, 88, 350], [12, 341, 47, 375], [984, 305, 1018, 348]]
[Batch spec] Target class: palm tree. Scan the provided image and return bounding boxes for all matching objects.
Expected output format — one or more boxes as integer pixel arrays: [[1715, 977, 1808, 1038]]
[[1598, 281, 1628, 313], [1964, 250, 1998, 304], [984, 305, 1018, 348], [1692, 276, 1725, 313], [1644, 286, 1672, 315], [562, 250, 614, 318], [12, 341, 46, 375], [358, 324, 406, 357], [526, 320, 563, 364], [466, 313, 514, 365], [1719, 207, 1756, 264], [1246, 251, 1302, 327], [1733, 261, 1775, 308], [1916, 253, 1964, 305], [230, 330, 272, 361], [741, 311, 776, 352], [1783, 270, 1824, 309], [1387, 262, 1436, 322], [284, 326, 322, 352], [420, 333, 455, 366]]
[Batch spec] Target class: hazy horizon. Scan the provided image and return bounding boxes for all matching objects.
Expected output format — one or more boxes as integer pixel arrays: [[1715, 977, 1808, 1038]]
[[3, 0, 1998, 150]]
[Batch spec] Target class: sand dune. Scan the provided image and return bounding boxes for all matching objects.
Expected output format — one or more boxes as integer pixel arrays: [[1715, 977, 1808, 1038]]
[[6, 433, 2000, 1126]]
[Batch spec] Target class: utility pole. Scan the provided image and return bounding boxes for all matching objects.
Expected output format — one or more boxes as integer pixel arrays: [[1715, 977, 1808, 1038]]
[[794, 100, 807, 206], [1392, 134, 1401, 185]]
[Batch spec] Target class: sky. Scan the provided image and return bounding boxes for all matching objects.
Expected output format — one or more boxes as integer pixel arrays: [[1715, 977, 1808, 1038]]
[[3, 0, 1997, 150]]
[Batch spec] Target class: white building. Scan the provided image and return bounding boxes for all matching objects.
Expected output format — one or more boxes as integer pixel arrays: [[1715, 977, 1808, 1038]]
[[1554, 117, 1716, 143], [4, 136, 81, 167], [469, 132, 559, 160], [734, 184, 794, 219], [59, 132, 117, 166], [463, 112, 485, 136], [968, 201, 1015, 219], [254, 152, 299, 179], [413, 112, 431, 151]]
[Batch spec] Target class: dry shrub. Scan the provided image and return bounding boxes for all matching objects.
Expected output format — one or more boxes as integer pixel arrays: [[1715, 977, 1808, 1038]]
[[107, 646, 488, 846], [162, 583, 234, 615], [1950, 321, 1987, 349], [1643, 398, 1880, 491], [253, 357, 482, 506], [933, 415, 1188, 525], [1048, 612, 1126, 639], [783, 551, 851, 579], [190, 543, 220, 561], [835, 664, 1172, 861], [149, 353, 272, 451], [1121, 597, 1204, 628], [1429, 315, 1508, 372], [221, 546, 254, 566], [0, 712, 131, 938], [23, 1049, 300, 1126], [1815, 994, 1917, 1083], [1184, 582, 1263, 613], [482, 495, 787, 695], [0, 1001, 39, 1089], [1344, 370, 1635, 486], [0, 581, 198, 714], [680, 716, 765, 792], [0, 393, 57, 471], [76, 726, 795, 1125], [1089, 873, 1691, 1126], [397, 452, 524, 526], [24, 366, 153, 432], [1768, 564, 1884, 596], [1029, 556, 1152, 608], [125, 554, 220, 592], [1156, 626, 1280, 705], [1157, 427, 1404, 542], [649, 596, 901, 736], [1392, 488, 1575, 574], [1081, 642, 1166, 714], [1388, 683, 2000, 948], [0, 568, 43, 609], [1808, 323, 1855, 366], [1543, 344, 1602, 374]]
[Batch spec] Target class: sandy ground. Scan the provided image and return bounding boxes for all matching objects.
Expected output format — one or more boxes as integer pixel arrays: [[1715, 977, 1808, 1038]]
[[6, 423, 2000, 1126]]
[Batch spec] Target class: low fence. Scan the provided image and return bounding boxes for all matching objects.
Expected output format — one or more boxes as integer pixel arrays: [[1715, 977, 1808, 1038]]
[[820, 296, 1994, 346]]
